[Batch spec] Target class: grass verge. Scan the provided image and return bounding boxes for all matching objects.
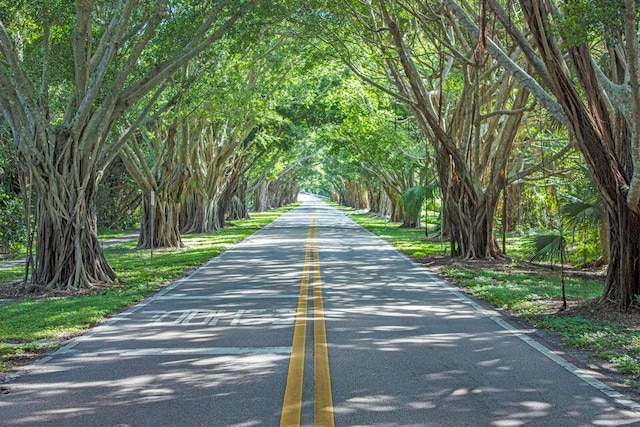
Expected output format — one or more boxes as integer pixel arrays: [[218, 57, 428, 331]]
[[0, 205, 297, 373], [346, 209, 640, 384]]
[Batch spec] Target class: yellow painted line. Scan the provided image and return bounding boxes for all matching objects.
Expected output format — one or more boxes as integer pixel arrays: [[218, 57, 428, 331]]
[[312, 221, 335, 427], [280, 221, 313, 427], [280, 215, 335, 427]]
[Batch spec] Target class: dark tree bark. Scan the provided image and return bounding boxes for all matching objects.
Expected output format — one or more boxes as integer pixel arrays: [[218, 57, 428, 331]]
[[517, 0, 640, 309]]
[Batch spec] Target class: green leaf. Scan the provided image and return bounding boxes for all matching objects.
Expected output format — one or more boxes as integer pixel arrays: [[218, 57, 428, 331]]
[[527, 233, 565, 262]]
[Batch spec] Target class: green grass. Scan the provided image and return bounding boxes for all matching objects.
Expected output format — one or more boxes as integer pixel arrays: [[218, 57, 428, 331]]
[[500, 231, 534, 261], [331, 203, 444, 253], [0, 267, 24, 284], [530, 316, 640, 376], [444, 268, 602, 314], [343, 211, 449, 258], [347, 209, 640, 381], [0, 205, 297, 372]]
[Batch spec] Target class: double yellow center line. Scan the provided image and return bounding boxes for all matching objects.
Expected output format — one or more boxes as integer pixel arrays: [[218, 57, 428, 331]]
[[280, 215, 334, 427]]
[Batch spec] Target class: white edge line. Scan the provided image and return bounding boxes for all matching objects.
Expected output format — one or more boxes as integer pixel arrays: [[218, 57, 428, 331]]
[[330, 202, 640, 414]]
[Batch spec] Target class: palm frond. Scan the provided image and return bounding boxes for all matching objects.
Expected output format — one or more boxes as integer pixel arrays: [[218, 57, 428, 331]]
[[527, 233, 565, 262], [424, 182, 439, 200], [563, 197, 603, 228], [402, 185, 426, 218]]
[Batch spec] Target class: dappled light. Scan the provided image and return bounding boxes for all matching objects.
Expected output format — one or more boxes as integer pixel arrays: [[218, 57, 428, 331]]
[[1, 198, 639, 426], [1, 0, 640, 421]]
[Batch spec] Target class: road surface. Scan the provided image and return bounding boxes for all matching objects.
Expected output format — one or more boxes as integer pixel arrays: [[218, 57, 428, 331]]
[[1, 195, 639, 426]]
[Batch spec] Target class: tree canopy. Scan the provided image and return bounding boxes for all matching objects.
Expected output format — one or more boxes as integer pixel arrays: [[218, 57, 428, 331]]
[[1, 0, 639, 310]]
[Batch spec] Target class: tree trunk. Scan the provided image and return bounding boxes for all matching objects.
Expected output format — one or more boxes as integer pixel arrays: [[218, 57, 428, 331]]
[[516, 0, 640, 309], [138, 191, 184, 249], [253, 181, 269, 212], [438, 152, 502, 258], [346, 180, 368, 210], [368, 188, 381, 213], [33, 175, 116, 290], [601, 196, 640, 308], [228, 179, 250, 221], [334, 179, 351, 207], [215, 161, 246, 226], [215, 193, 231, 230], [387, 190, 413, 226], [228, 195, 249, 220], [371, 1, 527, 257], [506, 182, 524, 232], [443, 190, 501, 259], [180, 193, 220, 233], [279, 182, 299, 206]]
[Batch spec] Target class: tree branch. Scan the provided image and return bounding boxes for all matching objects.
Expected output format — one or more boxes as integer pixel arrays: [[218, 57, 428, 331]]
[[443, 0, 570, 129]]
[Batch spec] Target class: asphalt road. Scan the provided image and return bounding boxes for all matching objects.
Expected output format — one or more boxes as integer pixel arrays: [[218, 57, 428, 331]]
[[1, 195, 639, 426]]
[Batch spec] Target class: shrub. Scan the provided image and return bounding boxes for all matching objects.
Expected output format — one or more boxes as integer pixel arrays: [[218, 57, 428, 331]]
[[0, 190, 27, 254]]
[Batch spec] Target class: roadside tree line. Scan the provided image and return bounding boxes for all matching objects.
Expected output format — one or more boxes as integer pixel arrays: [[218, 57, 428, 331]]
[[297, 0, 640, 310], [1, 1, 639, 311], [0, 2, 311, 291]]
